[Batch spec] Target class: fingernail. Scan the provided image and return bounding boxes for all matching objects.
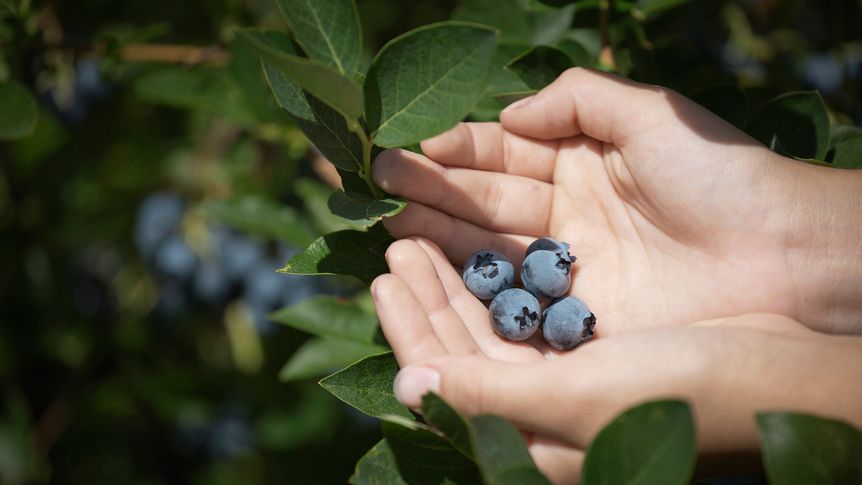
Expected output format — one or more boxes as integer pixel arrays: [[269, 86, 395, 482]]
[[372, 153, 392, 192], [501, 95, 535, 114], [394, 366, 440, 408]]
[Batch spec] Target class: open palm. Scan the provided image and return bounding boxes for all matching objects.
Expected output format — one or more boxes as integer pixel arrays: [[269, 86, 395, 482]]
[[373, 68, 806, 337]]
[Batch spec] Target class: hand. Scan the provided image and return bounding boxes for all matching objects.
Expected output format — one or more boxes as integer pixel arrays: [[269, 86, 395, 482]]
[[372, 68, 862, 334], [371, 238, 862, 483]]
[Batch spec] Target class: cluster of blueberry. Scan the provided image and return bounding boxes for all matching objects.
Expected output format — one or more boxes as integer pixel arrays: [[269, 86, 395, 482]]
[[134, 192, 328, 330], [462, 238, 596, 350]]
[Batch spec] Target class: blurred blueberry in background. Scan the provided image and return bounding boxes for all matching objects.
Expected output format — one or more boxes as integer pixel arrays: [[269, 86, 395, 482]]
[[803, 54, 843, 95], [154, 236, 198, 281], [135, 192, 185, 259]]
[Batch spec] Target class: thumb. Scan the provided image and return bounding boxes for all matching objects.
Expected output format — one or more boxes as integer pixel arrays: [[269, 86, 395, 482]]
[[500, 67, 671, 146], [394, 355, 561, 435]]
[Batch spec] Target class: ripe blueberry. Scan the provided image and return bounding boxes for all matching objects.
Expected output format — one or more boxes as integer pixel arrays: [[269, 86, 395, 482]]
[[489, 288, 542, 341], [525, 237, 576, 263], [521, 249, 571, 299], [462, 249, 515, 300], [542, 296, 596, 350]]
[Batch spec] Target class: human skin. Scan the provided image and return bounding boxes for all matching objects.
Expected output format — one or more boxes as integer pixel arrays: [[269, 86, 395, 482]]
[[372, 68, 862, 336], [371, 238, 862, 483], [369, 68, 862, 481]]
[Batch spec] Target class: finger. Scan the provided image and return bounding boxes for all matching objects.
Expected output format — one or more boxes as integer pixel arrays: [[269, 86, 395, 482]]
[[500, 67, 671, 145], [384, 202, 534, 266], [420, 122, 558, 182], [374, 149, 553, 236], [529, 436, 584, 485], [394, 355, 571, 441], [371, 274, 448, 366], [411, 237, 542, 363], [386, 240, 482, 355]]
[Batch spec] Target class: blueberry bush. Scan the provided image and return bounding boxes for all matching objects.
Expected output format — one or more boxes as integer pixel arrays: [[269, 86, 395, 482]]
[[1, 0, 861, 483]]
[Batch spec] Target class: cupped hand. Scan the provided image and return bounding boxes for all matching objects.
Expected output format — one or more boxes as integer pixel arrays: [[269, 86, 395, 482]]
[[371, 238, 862, 483], [372, 67, 822, 334]]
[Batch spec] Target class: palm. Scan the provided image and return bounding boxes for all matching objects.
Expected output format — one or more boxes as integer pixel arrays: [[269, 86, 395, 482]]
[[375, 117, 795, 337]]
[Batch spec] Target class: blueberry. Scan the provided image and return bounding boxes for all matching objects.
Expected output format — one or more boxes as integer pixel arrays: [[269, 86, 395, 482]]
[[192, 262, 230, 305], [526, 237, 576, 263], [220, 234, 265, 283], [489, 288, 541, 341], [542, 296, 596, 350], [154, 236, 198, 280], [521, 249, 571, 299], [134, 192, 185, 258], [462, 249, 515, 300]]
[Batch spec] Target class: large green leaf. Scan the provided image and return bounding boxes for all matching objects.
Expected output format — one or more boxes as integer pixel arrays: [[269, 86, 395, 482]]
[[269, 295, 384, 344], [507, 45, 577, 90], [255, 30, 364, 171], [318, 352, 412, 419], [757, 413, 862, 485], [421, 393, 473, 459], [469, 415, 550, 485], [452, 0, 531, 43], [350, 440, 409, 485], [0, 82, 38, 140], [226, 36, 285, 123], [581, 400, 695, 485], [279, 224, 392, 284], [381, 419, 483, 484], [236, 28, 364, 120], [529, 4, 575, 45], [327, 191, 407, 228], [279, 338, 386, 382], [133, 67, 254, 123], [201, 196, 313, 247], [275, 0, 362, 76], [364, 22, 498, 148], [745, 91, 830, 161], [828, 126, 862, 169]]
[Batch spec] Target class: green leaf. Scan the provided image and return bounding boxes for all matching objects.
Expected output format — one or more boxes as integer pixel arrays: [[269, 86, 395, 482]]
[[0, 82, 38, 140], [485, 42, 532, 95], [636, 0, 691, 18], [453, 0, 532, 43], [757, 413, 862, 485], [294, 178, 355, 233], [555, 38, 593, 67], [381, 419, 483, 484], [421, 393, 473, 459], [279, 224, 392, 284], [507, 46, 576, 90], [745, 91, 830, 161], [530, 4, 576, 45], [582, 400, 696, 485], [364, 22, 498, 148], [279, 338, 386, 381], [255, 30, 364, 171], [275, 0, 362, 76], [318, 352, 412, 419], [269, 295, 384, 344], [469, 415, 550, 485], [350, 440, 409, 485], [828, 126, 862, 169], [226, 36, 286, 123], [690, 84, 748, 128], [201, 196, 313, 247], [327, 191, 406, 228], [236, 28, 364, 120], [133, 67, 255, 123]]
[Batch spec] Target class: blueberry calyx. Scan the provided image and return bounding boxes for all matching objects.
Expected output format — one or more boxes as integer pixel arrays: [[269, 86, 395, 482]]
[[513, 306, 539, 329], [555, 254, 572, 274]]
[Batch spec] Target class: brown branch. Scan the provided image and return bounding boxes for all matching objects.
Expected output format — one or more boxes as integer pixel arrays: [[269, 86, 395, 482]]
[[119, 43, 230, 66]]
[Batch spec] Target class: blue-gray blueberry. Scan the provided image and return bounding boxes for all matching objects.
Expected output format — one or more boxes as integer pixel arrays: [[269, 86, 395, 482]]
[[542, 296, 596, 350], [489, 288, 541, 341], [462, 249, 515, 300], [525, 237, 576, 263], [521, 249, 571, 298]]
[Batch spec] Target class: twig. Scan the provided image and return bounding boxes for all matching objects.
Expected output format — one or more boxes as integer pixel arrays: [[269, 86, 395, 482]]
[[599, 0, 617, 69]]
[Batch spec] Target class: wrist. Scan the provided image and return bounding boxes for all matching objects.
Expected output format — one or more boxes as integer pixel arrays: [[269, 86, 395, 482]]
[[771, 158, 862, 334]]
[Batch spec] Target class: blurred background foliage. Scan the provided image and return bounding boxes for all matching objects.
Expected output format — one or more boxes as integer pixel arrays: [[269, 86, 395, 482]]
[[0, 0, 859, 483]]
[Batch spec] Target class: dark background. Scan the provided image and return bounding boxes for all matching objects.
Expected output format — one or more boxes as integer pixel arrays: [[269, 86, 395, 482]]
[[0, 0, 859, 483]]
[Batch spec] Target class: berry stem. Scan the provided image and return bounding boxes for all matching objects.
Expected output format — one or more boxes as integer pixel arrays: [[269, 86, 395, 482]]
[[348, 120, 384, 199]]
